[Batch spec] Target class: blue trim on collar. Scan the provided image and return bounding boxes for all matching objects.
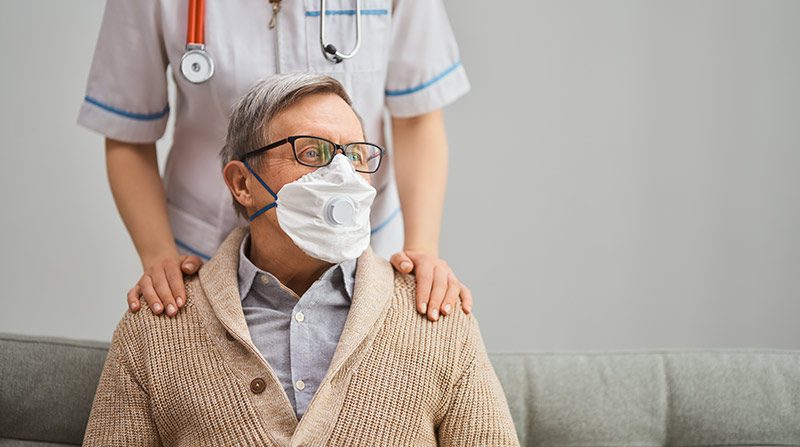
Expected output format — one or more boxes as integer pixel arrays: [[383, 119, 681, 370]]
[[84, 96, 169, 121], [385, 61, 462, 97], [305, 9, 388, 16]]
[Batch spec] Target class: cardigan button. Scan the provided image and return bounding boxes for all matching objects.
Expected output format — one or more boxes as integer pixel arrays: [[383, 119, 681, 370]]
[[225, 331, 236, 342], [250, 378, 267, 394]]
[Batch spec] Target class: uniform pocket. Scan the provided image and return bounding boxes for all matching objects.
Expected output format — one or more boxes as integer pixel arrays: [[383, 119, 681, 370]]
[[304, 0, 391, 73]]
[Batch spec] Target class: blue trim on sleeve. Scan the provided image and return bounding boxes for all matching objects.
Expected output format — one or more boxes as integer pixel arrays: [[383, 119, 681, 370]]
[[175, 238, 211, 261], [305, 9, 388, 16], [84, 96, 170, 121], [385, 61, 462, 97], [371, 206, 401, 235]]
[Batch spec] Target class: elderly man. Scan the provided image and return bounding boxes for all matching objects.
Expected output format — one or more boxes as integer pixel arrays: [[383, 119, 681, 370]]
[[83, 73, 519, 446]]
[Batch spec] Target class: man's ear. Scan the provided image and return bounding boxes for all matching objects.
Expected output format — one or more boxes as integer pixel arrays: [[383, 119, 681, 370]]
[[222, 161, 255, 211]]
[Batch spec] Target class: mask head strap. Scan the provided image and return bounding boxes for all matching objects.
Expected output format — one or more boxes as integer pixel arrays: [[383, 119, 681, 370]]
[[243, 158, 278, 222]]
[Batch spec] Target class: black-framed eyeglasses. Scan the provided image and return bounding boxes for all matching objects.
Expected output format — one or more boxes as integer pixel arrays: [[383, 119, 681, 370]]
[[239, 135, 384, 173]]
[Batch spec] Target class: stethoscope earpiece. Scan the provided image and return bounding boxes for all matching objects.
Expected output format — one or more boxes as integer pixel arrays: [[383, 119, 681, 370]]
[[324, 44, 344, 63]]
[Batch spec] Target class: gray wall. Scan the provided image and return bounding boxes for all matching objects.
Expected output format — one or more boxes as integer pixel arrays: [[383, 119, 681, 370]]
[[1, 0, 798, 351]]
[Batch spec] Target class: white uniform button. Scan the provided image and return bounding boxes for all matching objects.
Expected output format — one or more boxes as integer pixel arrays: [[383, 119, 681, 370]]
[[295, 380, 306, 391], [295, 312, 305, 322], [259, 274, 270, 284]]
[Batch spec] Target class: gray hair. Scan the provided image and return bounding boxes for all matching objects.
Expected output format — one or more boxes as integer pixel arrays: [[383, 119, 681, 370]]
[[220, 73, 356, 218], [220, 73, 354, 166]]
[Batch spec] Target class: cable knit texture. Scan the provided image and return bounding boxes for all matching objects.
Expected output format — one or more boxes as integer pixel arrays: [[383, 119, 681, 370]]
[[82, 227, 519, 446]]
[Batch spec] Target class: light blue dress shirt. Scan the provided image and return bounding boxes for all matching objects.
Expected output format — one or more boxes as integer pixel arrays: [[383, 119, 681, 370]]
[[237, 233, 355, 419]]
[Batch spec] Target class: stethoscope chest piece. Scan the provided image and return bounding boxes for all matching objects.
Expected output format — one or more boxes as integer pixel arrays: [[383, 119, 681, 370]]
[[181, 45, 214, 84]]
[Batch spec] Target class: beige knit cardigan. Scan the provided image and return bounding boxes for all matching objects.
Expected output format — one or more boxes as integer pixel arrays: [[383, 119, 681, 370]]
[[82, 227, 520, 446]]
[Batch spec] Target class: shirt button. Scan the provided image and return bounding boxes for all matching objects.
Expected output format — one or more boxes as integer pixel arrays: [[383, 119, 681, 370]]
[[259, 274, 270, 284], [250, 378, 266, 394], [295, 312, 305, 322], [295, 380, 306, 391]]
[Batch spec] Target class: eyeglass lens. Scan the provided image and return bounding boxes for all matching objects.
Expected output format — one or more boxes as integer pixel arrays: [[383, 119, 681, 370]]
[[294, 137, 381, 173]]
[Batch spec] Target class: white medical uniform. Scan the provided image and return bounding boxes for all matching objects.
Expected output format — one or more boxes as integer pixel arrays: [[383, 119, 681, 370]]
[[78, 0, 470, 261]]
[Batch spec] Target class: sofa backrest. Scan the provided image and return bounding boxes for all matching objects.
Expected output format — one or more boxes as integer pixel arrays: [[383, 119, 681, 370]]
[[1, 334, 108, 446], [491, 350, 800, 446], [1, 333, 798, 446]]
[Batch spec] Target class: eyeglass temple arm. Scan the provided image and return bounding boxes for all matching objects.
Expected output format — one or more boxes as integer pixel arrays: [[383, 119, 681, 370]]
[[239, 138, 290, 160]]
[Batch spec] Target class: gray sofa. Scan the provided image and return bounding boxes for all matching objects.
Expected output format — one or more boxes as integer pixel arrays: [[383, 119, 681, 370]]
[[1, 333, 798, 446]]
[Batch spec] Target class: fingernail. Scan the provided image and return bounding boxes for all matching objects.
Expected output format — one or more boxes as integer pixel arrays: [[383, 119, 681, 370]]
[[153, 303, 162, 313], [420, 302, 427, 314], [431, 309, 439, 320], [443, 303, 452, 315], [400, 261, 412, 271], [167, 304, 176, 315], [185, 263, 195, 270], [176, 297, 184, 307]]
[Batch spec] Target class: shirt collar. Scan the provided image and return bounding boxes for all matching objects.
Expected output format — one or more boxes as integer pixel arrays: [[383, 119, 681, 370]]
[[237, 232, 357, 301], [237, 233, 259, 301]]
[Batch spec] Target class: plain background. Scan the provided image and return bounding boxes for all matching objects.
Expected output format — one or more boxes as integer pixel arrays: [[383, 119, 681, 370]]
[[1, 0, 798, 352]]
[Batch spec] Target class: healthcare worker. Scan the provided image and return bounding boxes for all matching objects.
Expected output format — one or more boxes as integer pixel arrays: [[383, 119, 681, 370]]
[[79, 0, 472, 322]]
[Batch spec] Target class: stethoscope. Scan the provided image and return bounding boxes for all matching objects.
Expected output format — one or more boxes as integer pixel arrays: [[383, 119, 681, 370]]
[[180, 0, 213, 84], [180, 0, 363, 84], [320, 0, 363, 63]]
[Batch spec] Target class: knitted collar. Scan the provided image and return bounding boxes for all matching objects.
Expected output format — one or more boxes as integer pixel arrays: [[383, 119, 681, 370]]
[[198, 225, 395, 401]]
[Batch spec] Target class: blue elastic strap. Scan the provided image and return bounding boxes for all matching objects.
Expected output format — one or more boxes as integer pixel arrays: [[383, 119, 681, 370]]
[[243, 159, 279, 222], [243, 160, 278, 198], [248, 202, 277, 222]]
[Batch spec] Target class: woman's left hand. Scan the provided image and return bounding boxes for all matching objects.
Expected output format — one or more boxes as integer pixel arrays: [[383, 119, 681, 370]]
[[390, 250, 473, 321]]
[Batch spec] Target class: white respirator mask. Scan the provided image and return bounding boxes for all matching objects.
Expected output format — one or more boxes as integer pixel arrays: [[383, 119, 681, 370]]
[[243, 154, 376, 264]]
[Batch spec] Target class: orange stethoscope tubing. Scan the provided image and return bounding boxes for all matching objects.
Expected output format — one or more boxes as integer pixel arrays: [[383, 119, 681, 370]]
[[180, 0, 214, 83], [186, 0, 205, 46]]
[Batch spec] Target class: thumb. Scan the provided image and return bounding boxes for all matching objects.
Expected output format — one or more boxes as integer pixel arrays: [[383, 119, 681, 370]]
[[180, 255, 204, 274], [390, 251, 414, 274]]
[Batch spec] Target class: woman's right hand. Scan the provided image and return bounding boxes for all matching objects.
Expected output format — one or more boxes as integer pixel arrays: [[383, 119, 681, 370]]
[[105, 138, 203, 318], [127, 254, 204, 317]]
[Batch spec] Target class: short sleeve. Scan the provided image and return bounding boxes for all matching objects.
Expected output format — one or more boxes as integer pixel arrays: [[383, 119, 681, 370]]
[[383, 0, 470, 118], [77, 0, 171, 144]]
